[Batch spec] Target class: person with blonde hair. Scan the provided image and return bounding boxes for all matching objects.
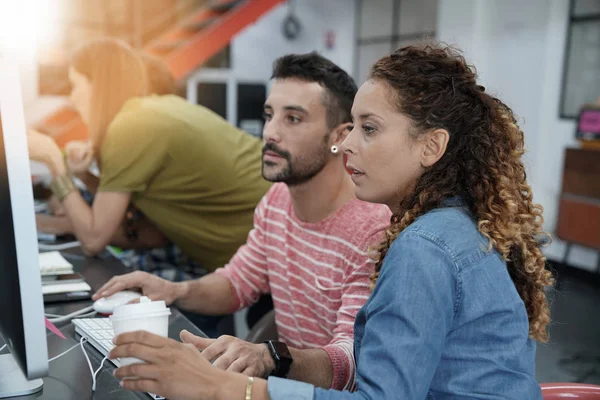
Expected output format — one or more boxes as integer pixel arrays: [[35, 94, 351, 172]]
[[56, 49, 179, 193], [37, 48, 194, 281], [107, 43, 551, 400], [42, 50, 184, 252], [30, 38, 271, 291]]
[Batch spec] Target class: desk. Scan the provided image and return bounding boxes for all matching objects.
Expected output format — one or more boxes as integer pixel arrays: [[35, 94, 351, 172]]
[[2, 248, 206, 400]]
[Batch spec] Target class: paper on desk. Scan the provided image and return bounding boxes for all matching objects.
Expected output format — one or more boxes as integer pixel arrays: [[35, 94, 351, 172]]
[[38, 251, 73, 274], [41, 282, 91, 295]]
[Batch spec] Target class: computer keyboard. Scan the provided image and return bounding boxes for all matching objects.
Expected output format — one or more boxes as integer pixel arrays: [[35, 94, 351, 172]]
[[72, 318, 165, 400]]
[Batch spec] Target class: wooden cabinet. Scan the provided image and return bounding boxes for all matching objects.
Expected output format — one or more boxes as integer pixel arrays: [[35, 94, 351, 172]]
[[556, 148, 600, 251]]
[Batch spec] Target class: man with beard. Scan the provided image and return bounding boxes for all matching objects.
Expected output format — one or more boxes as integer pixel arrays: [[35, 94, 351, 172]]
[[94, 53, 391, 390]]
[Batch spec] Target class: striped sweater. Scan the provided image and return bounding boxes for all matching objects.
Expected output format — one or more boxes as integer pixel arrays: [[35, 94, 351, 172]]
[[216, 183, 391, 390]]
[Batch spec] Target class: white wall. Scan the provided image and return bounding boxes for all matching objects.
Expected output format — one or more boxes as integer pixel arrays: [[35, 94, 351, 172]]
[[187, 0, 356, 133], [1, 48, 66, 128], [0, 1, 67, 126], [355, 0, 438, 82], [438, 0, 598, 271], [18, 57, 67, 126], [230, 0, 356, 81]]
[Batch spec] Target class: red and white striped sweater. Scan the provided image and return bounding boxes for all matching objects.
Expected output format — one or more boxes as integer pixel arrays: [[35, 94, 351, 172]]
[[216, 183, 391, 390]]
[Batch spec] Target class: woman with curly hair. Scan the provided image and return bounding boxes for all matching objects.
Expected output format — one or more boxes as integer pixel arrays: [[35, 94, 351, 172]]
[[108, 42, 552, 400]]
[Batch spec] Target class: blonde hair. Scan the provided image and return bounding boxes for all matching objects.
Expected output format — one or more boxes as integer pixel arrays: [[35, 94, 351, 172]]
[[71, 38, 148, 151], [136, 51, 178, 96]]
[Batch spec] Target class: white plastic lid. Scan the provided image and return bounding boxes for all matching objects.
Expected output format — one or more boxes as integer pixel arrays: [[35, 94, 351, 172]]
[[110, 296, 171, 321]]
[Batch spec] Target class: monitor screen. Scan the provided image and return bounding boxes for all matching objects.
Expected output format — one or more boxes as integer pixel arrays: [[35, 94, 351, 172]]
[[0, 112, 28, 373], [0, 57, 48, 388]]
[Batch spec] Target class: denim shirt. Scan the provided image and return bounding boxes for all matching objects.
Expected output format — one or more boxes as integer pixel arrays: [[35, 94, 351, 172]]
[[268, 204, 542, 399]]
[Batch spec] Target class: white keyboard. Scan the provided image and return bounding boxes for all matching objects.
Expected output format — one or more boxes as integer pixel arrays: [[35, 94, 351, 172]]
[[72, 318, 165, 400]]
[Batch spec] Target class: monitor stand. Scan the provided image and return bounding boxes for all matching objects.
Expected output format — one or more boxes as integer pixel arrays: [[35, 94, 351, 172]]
[[0, 354, 43, 398]]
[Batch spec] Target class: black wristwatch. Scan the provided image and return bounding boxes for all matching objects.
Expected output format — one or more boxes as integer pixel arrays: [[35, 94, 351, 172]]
[[264, 340, 293, 378]]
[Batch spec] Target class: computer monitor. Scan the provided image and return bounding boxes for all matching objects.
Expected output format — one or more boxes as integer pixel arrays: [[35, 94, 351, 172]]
[[0, 56, 49, 397]]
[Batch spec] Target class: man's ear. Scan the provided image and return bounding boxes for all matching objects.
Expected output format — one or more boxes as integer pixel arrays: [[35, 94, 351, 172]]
[[331, 122, 353, 145]]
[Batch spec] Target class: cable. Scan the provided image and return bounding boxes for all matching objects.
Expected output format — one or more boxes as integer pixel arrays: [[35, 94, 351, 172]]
[[46, 310, 96, 320], [48, 306, 95, 324], [48, 338, 108, 391], [79, 337, 95, 387], [92, 357, 109, 391], [38, 241, 81, 251], [78, 337, 108, 392], [48, 340, 84, 362], [0, 344, 6, 353], [76, 311, 97, 319]]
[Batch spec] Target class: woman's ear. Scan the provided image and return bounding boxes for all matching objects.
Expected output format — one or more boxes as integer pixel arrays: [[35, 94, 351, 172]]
[[421, 128, 449, 168]]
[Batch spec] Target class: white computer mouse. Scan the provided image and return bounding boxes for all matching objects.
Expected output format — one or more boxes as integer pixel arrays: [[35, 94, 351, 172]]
[[93, 290, 142, 314]]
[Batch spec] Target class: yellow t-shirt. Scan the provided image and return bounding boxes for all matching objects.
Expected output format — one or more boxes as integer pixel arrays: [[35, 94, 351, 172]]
[[99, 95, 271, 270]]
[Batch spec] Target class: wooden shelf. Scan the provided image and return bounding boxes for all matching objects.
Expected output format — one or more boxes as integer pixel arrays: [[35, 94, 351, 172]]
[[556, 147, 600, 251]]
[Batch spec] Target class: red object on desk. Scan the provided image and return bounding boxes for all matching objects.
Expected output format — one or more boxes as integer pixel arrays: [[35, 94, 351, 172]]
[[45, 317, 66, 339]]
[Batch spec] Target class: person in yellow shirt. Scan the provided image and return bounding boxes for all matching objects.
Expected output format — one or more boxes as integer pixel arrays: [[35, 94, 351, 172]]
[[30, 38, 271, 280]]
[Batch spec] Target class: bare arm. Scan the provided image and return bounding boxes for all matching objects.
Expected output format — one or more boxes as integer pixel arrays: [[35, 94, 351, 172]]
[[74, 171, 100, 194], [95, 193, 272, 314], [94, 271, 237, 316], [175, 273, 237, 315], [37, 210, 168, 250], [61, 190, 131, 256], [36, 214, 73, 236], [29, 132, 132, 255]]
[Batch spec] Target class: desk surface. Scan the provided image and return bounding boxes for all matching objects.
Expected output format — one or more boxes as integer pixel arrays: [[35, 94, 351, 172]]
[[4, 248, 205, 400]]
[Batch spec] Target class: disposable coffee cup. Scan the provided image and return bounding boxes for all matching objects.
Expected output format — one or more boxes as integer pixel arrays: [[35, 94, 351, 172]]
[[110, 296, 171, 366]]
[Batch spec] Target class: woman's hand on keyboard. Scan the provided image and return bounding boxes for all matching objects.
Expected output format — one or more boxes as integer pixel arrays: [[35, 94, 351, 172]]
[[93, 271, 185, 305]]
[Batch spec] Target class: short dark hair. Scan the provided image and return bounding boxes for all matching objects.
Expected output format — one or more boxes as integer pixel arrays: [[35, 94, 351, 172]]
[[271, 52, 357, 129]]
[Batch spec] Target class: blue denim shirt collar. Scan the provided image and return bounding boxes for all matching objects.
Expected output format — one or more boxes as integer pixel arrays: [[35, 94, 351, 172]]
[[440, 195, 468, 208]]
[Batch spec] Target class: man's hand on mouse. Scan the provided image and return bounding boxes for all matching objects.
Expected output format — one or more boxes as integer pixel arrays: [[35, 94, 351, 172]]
[[93, 271, 187, 306], [181, 331, 275, 378]]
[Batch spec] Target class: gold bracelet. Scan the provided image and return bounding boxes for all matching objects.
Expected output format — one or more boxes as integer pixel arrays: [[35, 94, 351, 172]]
[[49, 175, 76, 202], [245, 377, 254, 400]]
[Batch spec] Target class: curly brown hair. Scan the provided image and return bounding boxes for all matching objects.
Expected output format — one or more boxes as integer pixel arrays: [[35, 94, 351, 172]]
[[369, 43, 553, 342]]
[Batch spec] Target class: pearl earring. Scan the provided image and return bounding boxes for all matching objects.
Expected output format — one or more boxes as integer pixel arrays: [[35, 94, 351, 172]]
[[330, 145, 339, 154]]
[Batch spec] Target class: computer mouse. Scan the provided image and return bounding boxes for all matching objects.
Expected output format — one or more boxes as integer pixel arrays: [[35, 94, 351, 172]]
[[93, 290, 142, 314]]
